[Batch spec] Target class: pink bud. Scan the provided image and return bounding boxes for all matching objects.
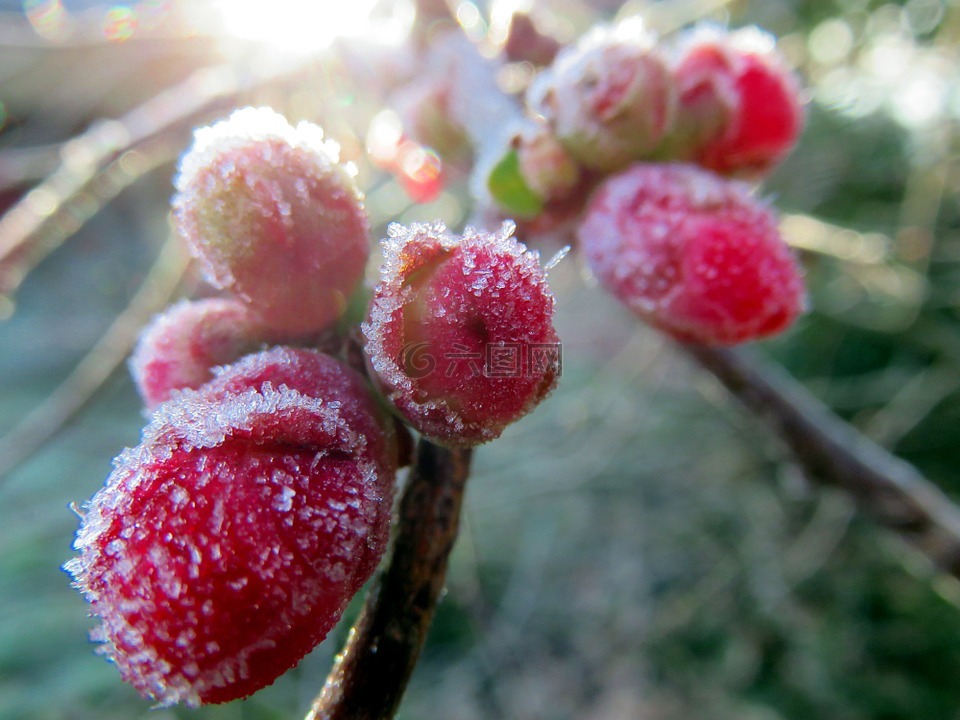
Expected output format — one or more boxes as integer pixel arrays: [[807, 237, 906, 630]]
[[515, 122, 581, 204], [130, 298, 268, 410], [363, 222, 560, 446], [528, 21, 676, 171], [670, 26, 804, 176], [65, 348, 396, 706], [172, 107, 370, 336], [578, 163, 805, 345]]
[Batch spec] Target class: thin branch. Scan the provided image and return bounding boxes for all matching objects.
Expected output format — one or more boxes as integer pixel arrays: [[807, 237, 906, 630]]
[[307, 440, 473, 720], [0, 133, 181, 306], [0, 236, 188, 481], [683, 343, 960, 577], [0, 52, 316, 302]]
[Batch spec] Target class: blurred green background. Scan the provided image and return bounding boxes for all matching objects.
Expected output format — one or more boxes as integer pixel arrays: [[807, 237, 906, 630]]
[[2, 0, 960, 718]]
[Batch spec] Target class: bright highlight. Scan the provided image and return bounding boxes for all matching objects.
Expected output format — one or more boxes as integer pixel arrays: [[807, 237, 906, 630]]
[[212, 0, 402, 55]]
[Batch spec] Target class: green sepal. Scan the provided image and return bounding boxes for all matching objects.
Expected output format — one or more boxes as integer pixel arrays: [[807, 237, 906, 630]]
[[487, 149, 544, 218]]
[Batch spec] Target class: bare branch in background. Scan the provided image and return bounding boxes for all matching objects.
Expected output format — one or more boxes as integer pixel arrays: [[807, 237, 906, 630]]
[[0, 237, 188, 482], [684, 343, 960, 577], [0, 54, 317, 305]]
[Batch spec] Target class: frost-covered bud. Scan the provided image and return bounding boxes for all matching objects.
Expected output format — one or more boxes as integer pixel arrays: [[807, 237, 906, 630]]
[[65, 348, 396, 707], [527, 21, 676, 172], [130, 298, 269, 410], [578, 163, 805, 345], [487, 121, 581, 219], [669, 26, 804, 176], [363, 222, 560, 446], [172, 107, 369, 336], [517, 122, 581, 203]]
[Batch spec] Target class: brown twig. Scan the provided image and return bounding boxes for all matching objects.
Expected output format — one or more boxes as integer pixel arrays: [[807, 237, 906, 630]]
[[683, 343, 960, 577], [307, 440, 473, 720]]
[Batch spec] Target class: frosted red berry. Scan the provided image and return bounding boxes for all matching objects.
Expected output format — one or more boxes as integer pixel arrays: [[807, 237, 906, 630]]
[[172, 107, 370, 336], [527, 21, 676, 171], [669, 26, 804, 176], [65, 347, 396, 707], [578, 163, 805, 345], [363, 222, 560, 446], [130, 298, 268, 410]]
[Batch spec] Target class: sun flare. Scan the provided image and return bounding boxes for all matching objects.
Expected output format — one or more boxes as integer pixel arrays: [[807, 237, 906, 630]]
[[211, 0, 410, 55]]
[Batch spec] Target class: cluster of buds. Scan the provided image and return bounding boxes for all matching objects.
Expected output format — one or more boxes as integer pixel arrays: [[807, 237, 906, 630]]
[[66, 12, 810, 712], [488, 21, 804, 217], [68, 106, 560, 706], [483, 18, 807, 346]]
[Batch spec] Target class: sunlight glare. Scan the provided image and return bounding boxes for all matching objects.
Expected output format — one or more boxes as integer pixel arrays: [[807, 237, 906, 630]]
[[213, 0, 389, 55]]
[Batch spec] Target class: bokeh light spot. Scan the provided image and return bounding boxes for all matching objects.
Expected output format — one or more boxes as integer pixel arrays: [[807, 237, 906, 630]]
[[396, 142, 443, 203], [23, 0, 68, 41], [103, 6, 138, 43], [367, 110, 404, 166], [808, 19, 854, 65]]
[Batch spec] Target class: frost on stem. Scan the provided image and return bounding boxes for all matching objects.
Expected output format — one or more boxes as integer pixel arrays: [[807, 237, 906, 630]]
[[130, 297, 269, 410], [363, 221, 560, 446], [172, 107, 369, 336], [578, 162, 805, 345], [65, 348, 396, 707]]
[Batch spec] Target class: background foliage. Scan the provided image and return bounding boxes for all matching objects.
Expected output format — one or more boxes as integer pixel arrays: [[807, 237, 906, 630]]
[[1, 0, 960, 718]]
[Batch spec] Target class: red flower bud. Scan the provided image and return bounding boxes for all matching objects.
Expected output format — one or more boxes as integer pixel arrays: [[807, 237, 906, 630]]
[[670, 26, 804, 176], [528, 21, 676, 171], [172, 107, 370, 336], [364, 222, 560, 446], [130, 298, 268, 410], [578, 163, 805, 345], [65, 348, 396, 706]]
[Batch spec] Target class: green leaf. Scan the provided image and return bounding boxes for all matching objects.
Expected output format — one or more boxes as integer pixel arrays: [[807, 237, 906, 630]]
[[487, 149, 543, 218]]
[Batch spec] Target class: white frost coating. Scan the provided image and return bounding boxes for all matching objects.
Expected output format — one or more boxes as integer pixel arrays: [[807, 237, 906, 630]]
[[533, 20, 658, 115], [667, 22, 777, 63], [275, 485, 296, 513], [362, 220, 554, 443], [146, 382, 362, 456], [579, 162, 802, 343], [174, 107, 341, 195], [525, 18, 675, 170], [66, 342, 397, 708]]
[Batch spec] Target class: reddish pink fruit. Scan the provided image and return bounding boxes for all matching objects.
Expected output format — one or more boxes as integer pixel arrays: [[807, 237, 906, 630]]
[[65, 347, 396, 707], [527, 21, 676, 171], [363, 222, 560, 446], [172, 107, 370, 336], [130, 298, 268, 410], [578, 163, 805, 345], [669, 26, 804, 176]]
